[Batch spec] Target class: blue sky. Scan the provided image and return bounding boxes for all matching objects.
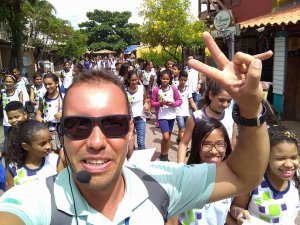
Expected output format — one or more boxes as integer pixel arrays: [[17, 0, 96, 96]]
[[48, 0, 198, 29]]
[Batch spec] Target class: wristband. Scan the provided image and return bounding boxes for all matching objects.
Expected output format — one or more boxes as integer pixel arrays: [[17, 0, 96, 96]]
[[232, 102, 267, 126]]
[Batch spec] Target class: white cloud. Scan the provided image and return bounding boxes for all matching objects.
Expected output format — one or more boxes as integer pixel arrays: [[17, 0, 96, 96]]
[[48, 0, 144, 28], [48, 0, 198, 28]]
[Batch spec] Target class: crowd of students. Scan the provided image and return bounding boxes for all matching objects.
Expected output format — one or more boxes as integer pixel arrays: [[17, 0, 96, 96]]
[[0, 45, 299, 224]]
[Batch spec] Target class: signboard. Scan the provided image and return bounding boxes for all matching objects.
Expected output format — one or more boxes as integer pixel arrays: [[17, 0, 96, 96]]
[[214, 10, 232, 31], [211, 24, 241, 38]]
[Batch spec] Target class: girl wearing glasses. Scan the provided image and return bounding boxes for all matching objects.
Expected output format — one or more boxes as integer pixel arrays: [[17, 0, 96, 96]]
[[177, 80, 235, 163], [1, 74, 23, 152], [177, 117, 232, 225], [125, 70, 149, 150], [36, 73, 63, 153]]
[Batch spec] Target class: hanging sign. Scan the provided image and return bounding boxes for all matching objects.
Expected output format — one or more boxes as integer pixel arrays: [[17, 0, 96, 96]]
[[214, 10, 232, 31]]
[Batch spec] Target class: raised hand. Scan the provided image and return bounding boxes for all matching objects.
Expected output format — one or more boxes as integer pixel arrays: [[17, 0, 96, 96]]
[[189, 31, 273, 118]]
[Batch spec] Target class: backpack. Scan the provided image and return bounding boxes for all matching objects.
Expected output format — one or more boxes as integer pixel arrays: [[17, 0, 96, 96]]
[[46, 167, 170, 224]]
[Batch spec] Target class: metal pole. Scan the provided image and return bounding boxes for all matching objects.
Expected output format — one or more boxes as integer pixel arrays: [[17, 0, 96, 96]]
[[226, 32, 235, 61]]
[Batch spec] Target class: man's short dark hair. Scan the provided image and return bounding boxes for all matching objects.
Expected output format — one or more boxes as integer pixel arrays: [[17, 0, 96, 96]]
[[5, 101, 25, 113], [62, 69, 130, 116]]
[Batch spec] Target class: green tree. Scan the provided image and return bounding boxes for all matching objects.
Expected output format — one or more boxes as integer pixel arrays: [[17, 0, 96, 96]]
[[139, 0, 207, 63], [79, 10, 140, 53], [22, 0, 56, 46], [139, 48, 182, 68], [56, 30, 87, 59], [36, 16, 74, 60], [23, 0, 85, 60], [0, 0, 36, 67]]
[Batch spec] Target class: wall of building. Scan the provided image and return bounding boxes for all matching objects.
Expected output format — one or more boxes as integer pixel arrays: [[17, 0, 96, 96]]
[[0, 45, 11, 69], [229, 0, 272, 23]]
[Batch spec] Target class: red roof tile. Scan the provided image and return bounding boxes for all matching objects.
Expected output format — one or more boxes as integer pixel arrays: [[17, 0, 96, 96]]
[[239, 4, 300, 29]]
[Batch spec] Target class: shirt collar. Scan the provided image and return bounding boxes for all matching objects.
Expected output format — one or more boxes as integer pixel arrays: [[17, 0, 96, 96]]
[[54, 166, 150, 220]]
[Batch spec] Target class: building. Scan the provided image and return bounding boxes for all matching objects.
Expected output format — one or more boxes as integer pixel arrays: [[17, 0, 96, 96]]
[[198, 0, 300, 121], [0, 23, 11, 71]]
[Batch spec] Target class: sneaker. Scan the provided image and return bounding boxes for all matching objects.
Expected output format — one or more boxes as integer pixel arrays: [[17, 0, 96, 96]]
[[145, 112, 152, 120], [159, 154, 170, 162]]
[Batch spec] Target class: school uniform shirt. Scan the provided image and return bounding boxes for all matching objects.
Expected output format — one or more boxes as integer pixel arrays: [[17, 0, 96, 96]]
[[62, 70, 73, 89], [172, 78, 179, 87], [42, 94, 63, 123], [193, 108, 234, 141], [8, 153, 60, 186], [179, 198, 232, 225], [16, 77, 30, 105], [187, 68, 199, 94], [151, 73, 158, 91], [152, 85, 182, 120], [142, 69, 156, 86], [126, 85, 146, 121], [31, 84, 47, 112], [1, 89, 21, 126], [0, 162, 216, 225], [176, 86, 192, 117], [248, 174, 300, 224]]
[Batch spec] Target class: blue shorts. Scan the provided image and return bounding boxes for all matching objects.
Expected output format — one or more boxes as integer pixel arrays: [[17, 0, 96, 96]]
[[176, 116, 188, 129], [159, 119, 175, 133]]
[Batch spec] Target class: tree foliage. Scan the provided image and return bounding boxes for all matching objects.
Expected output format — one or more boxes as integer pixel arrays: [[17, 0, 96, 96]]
[[0, 0, 36, 67], [56, 30, 87, 59], [139, 48, 182, 68], [79, 10, 140, 53], [0, 0, 87, 65], [22, 0, 81, 60], [139, 0, 207, 62], [23, 0, 58, 45]]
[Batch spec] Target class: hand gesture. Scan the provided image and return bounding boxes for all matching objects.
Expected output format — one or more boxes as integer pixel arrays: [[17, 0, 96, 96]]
[[54, 112, 62, 120], [189, 32, 273, 118], [236, 209, 251, 225]]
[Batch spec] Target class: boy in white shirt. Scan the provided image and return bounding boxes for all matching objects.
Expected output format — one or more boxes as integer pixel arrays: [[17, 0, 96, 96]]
[[175, 70, 197, 144]]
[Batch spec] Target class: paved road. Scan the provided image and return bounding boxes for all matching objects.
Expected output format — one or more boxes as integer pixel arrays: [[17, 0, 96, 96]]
[[143, 116, 188, 162]]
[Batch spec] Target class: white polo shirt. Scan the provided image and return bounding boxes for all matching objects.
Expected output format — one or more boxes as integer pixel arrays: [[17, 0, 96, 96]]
[[176, 86, 192, 117], [0, 162, 215, 225]]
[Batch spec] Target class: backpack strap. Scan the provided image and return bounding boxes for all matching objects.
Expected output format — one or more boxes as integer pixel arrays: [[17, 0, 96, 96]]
[[46, 175, 73, 225], [128, 167, 169, 222]]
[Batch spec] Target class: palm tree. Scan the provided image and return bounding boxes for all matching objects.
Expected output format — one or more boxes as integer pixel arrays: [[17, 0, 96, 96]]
[[23, 0, 57, 46]]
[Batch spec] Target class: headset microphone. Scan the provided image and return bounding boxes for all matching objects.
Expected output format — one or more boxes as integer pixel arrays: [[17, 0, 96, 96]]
[[75, 170, 92, 183], [61, 142, 92, 184]]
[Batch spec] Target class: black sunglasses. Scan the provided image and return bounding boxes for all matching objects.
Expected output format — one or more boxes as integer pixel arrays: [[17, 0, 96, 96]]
[[61, 114, 131, 140]]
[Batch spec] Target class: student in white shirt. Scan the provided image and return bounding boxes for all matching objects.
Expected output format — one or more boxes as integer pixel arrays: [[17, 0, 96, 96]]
[[12, 68, 29, 107], [125, 70, 149, 150], [175, 70, 197, 144], [61, 61, 73, 92]]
